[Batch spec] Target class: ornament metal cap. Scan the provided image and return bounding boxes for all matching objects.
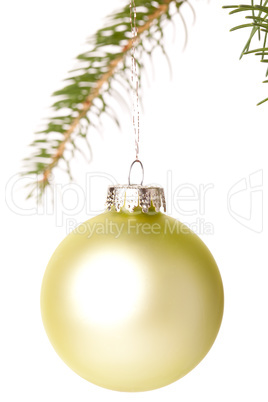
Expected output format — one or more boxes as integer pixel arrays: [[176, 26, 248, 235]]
[[106, 160, 166, 213]]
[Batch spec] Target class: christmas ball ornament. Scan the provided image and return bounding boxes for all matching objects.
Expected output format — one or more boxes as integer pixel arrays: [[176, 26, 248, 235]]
[[41, 172, 224, 392]]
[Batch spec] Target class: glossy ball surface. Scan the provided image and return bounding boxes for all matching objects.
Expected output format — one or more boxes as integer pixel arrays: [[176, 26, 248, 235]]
[[41, 210, 224, 392]]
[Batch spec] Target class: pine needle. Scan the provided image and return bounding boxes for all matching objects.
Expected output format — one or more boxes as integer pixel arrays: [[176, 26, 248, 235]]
[[223, 0, 268, 105]]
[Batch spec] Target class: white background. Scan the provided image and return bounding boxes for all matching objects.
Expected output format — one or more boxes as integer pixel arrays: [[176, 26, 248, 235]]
[[1, 0, 268, 401]]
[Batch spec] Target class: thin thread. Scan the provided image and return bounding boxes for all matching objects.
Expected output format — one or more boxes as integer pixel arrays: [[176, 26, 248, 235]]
[[130, 0, 140, 160]]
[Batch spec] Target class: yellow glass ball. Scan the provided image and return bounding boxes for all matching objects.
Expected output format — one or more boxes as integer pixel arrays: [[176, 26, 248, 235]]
[[41, 209, 224, 392]]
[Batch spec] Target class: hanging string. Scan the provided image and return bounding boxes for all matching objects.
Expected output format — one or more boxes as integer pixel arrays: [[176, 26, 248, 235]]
[[130, 0, 140, 161]]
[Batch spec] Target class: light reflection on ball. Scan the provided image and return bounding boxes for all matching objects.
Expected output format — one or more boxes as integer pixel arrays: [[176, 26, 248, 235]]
[[72, 254, 144, 325], [41, 210, 224, 392]]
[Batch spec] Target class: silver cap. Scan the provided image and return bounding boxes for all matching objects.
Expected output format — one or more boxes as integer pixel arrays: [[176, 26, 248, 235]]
[[106, 160, 166, 213], [106, 185, 166, 213]]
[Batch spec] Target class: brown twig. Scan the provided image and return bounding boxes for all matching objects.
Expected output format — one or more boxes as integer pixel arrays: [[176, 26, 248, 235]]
[[40, 0, 173, 186]]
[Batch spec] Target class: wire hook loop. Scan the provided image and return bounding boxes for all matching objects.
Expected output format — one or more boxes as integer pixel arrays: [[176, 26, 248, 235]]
[[128, 159, 144, 186]]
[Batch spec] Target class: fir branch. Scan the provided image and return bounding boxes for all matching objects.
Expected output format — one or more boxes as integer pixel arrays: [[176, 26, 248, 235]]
[[224, 0, 268, 105], [23, 0, 189, 200]]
